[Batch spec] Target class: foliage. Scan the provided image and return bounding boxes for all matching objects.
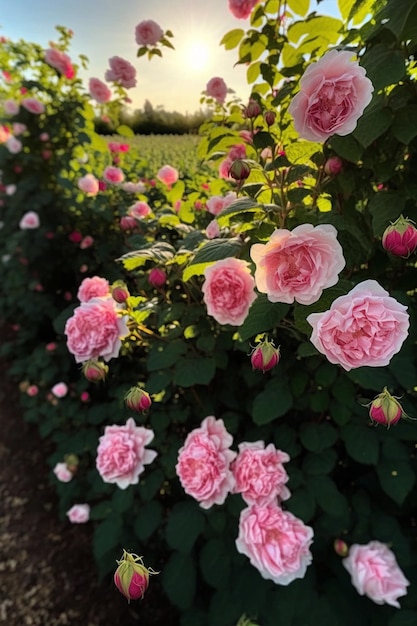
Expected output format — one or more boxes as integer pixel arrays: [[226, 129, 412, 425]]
[[1, 1, 417, 624]]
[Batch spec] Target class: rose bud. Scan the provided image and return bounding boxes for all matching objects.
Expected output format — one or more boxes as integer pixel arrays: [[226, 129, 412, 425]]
[[148, 267, 167, 288], [229, 159, 251, 181], [324, 156, 343, 176], [111, 280, 130, 304], [250, 338, 280, 372], [82, 359, 109, 383], [382, 215, 417, 258], [264, 110, 276, 126], [368, 387, 405, 427], [125, 385, 152, 412], [244, 99, 262, 119], [334, 539, 349, 557], [114, 550, 158, 601]]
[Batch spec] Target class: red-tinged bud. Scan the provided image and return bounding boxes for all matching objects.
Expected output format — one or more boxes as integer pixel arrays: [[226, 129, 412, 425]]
[[382, 215, 417, 258], [125, 386, 152, 412], [250, 338, 280, 372], [111, 281, 130, 304], [264, 110, 276, 126], [368, 387, 405, 427], [324, 156, 343, 176], [64, 453, 79, 473], [82, 359, 109, 383], [229, 159, 251, 181], [148, 268, 167, 288], [114, 550, 158, 602], [334, 539, 349, 557], [244, 99, 262, 119]]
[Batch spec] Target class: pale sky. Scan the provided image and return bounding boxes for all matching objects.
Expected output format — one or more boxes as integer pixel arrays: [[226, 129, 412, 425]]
[[1, 0, 341, 114]]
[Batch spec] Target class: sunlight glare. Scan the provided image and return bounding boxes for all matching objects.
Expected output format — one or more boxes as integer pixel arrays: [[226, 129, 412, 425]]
[[185, 40, 211, 71]]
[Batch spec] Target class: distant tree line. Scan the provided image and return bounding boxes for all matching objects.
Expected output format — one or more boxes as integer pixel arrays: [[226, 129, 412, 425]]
[[95, 100, 213, 135]]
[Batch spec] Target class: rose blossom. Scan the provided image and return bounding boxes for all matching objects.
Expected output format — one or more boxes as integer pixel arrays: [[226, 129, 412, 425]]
[[105, 56, 137, 89], [176, 416, 236, 508], [44, 48, 74, 79], [6, 136, 22, 154], [80, 235, 94, 249], [4, 99, 19, 115], [0, 125, 11, 143], [343, 541, 409, 608], [51, 382, 68, 398], [288, 49, 374, 142], [77, 276, 110, 302], [251, 223, 345, 305], [122, 181, 146, 194], [206, 76, 228, 104], [103, 166, 125, 184], [228, 143, 247, 160], [236, 503, 314, 585], [88, 77, 112, 104], [148, 268, 167, 288], [229, 0, 259, 19], [307, 280, 409, 370], [157, 164, 179, 186], [12, 123, 26, 136], [206, 219, 220, 239], [219, 156, 234, 180], [53, 462, 73, 482], [66, 504, 91, 523], [65, 297, 129, 363], [206, 195, 226, 216], [202, 257, 257, 326], [128, 201, 152, 219], [135, 20, 164, 46], [21, 98, 45, 114], [232, 441, 290, 505], [78, 173, 100, 196], [19, 211, 40, 229], [96, 418, 157, 489]]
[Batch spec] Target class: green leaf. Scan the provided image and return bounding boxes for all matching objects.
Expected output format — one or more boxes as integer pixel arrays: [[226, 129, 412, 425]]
[[220, 28, 245, 50], [287, 0, 309, 16], [367, 191, 406, 237], [391, 106, 417, 144], [378, 0, 417, 37], [182, 237, 244, 281], [174, 357, 216, 387], [389, 611, 417, 626], [347, 366, 397, 391], [118, 242, 176, 270], [216, 197, 267, 226], [376, 460, 416, 505], [199, 539, 231, 590], [308, 475, 349, 517], [166, 501, 206, 552], [92, 516, 122, 569], [285, 487, 316, 522], [302, 449, 337, 475], [285, 141, 322, 165], [294, 285, 350, 336], [116, 124, 134, 138], [353, 106, 392, 148], [360, 45, 405, 91], [252, 376, 293, 424], [147, 341, 187, 372], [138, 469, 165, 501], [238, 295, 290, 342], [299, 423, 338, 453], [134, 500, 163, 541], [341, 423, 379, 465], [328, 134, 363, 163], [162, 552, 196, 610]]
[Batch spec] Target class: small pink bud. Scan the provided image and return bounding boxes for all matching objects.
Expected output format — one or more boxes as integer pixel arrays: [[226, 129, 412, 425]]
[[251, 338, 280, 372], [82, 359, 109, 383], [45, 342, 57, 351], [244, 99, 262, 119], [334, 539, 349, 557], [111, 281, 130, 303], [368, 387, 405, 427], [264, 110, 276, 126], [114, 550, 158, 601], [324, 156, 343, 176], [80, 235, 94, 249], [51, 382, 68, 398], [229, 159, 251, 181], [148, 268, 167, 288], [80, 391, 90, 402], [26, 384, 39, 397], [120, 216, 137, 231], [382, 215, 417, 258], [125, 386, 152, 412]]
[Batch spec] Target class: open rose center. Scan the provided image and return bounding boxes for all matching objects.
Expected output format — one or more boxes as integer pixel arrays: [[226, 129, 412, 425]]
[[309, 79, 354, 131]]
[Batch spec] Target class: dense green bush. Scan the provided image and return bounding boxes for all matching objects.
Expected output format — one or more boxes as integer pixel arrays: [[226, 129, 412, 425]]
[[1, 0, 417, 624]]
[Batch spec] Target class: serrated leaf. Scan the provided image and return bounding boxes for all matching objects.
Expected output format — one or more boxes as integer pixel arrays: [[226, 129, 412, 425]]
[[166, 501, 206, 552], [117, 242, 176, 270], [368, 191, 406, 237], [252, 377, 293, 424], [360, 45, 405, 91], [134, 500, 163, 541], [162, 552, 196, 610], [199, 539, 231, 589], [391, 106, 417, 144], [238, 295, 290, 342], [376, 460, 415, 506], [174, 357, 216, 387], [341, 423, 379, 465], [353, 106, 392, 148], [220, 28, 245, 50], [300, 423, 338, 453], [183, 238, 243, 280]]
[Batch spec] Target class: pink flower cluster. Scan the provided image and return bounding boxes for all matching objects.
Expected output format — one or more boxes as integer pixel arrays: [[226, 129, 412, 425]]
[[105, 56, 137, 89], [45, 48, 75, 79], [96, 418, 157, 489]]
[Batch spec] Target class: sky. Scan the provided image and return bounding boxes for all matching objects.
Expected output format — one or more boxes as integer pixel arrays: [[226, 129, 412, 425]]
[[1, 0, 342, 114]]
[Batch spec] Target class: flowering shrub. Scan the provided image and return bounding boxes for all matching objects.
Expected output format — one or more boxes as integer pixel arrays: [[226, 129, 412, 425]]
[[1, 0, 417, 624]]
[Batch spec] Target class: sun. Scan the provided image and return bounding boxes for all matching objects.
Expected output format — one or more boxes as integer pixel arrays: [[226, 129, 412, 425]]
[[184, 40, 211, 71]]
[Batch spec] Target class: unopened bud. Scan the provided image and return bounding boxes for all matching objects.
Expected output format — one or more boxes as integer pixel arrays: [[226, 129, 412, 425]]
[[82, 359, 109, 383], [368, 387, 405, 427], [264, 111, 276, 126], [324, 156, 343, 176], [114, 550, 158, 601], [112, 281, 130, 304], [229, 159, 251, 181], [382, 215, 417, 258], [333, 539, 349, 557], [64, 453, 79, 473], [250, 338, 280, 372], [148, 268, 167, 288], [125, 385, 152, 412], [244, 99, 262, 119]]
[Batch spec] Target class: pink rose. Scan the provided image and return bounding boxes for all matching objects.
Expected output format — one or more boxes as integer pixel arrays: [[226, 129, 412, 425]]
[[236, 503, 314, 585], [250, 224, 346, 305], [219, 157, 234, 180], [343, 541, 409, 608], [0, 125, 11, 143], [21, 98, 45, 114], [6, 136, 22, 154], [122, 181, 146, 194], [202, 258, 257, 326], [65, 297, 129, 363], [176, 416, 236, 509], [148, 268, 167, 288], [12, 123, 26, 136], [206, 219, 220, 239], [228, 143, 247, 160], [206, 195, 226, 216], [232, 441, 290, 505], [128, 201, 152, 219], [105, 56, 137, 89], [307, 280, 409, 370], [51, 382, 68, 398], [53, 462, 73, 483], [4, 99, 19, 115], [77, 173, 99, 196], [80, 235, 94, 249], [205, 77, 228, 104], [77, 276, 110, 302], [89, 77, 112, 104], [288, 49, 374, 142], [19, 211, 40, 229], [157, 164, 179, 186], [228, 0, 259, 19], [135, 20, 164, 46], [103, 166, 125, 184], [120, 216, 137, 231], [96, 418, 157, 489], [26, 385, 39, 397], [45, 48, 74, 79], [66, 504, 91, 523]]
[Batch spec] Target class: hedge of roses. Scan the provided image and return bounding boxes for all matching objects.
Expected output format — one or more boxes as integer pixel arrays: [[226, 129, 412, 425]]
[[1, 0, 417, 624]]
